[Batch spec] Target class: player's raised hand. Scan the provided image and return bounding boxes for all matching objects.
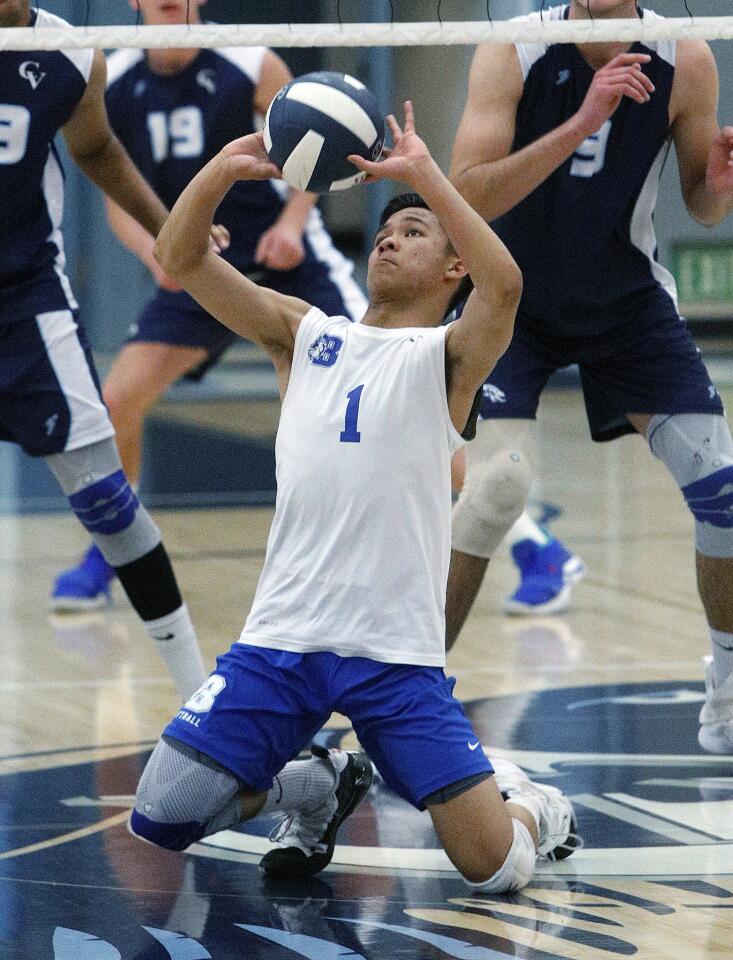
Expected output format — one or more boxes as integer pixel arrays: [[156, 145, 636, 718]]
[[219, 132, 282, 182], [575, 52, 654, 137], [706, 126, 733, 196], [255, 222, 305, 270], [348, 101, 433, 187]]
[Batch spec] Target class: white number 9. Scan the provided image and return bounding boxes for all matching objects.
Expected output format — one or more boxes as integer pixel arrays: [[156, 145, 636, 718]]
[[0, 105, 31, 165]]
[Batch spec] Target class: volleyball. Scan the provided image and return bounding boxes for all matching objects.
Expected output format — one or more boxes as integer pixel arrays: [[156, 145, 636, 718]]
[[263, 71, 385, 194]]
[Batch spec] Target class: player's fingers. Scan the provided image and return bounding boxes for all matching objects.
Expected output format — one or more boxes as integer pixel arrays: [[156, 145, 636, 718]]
[[602, 76, 649, 103], [609, 52, 651, 67], [386, 113, 402, 141], [403, 100, 415, 133]]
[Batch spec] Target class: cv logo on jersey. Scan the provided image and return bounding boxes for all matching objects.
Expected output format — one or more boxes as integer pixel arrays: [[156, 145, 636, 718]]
[[19, 61, 46, 90]]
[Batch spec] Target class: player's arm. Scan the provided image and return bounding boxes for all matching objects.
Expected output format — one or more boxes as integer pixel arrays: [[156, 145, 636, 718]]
[[671, 40, 733, 226], [450, 44, 654, 222], [61, 50, 168, 238], [154, 133, 309, 360], [350, 104, 522, 431], [104, 197, 182, 291], [252, 50, 318, 270]]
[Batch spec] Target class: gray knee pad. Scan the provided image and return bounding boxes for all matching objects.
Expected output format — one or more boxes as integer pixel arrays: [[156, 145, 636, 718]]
[[45, 437, 161, 567], [647, 414, 733, 558], [452, 446, 532, 558], [130, 737, 241, 851]]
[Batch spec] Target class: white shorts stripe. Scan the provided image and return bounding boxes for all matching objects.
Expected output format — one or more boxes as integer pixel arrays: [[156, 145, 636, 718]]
[[36, 310, 115, 452]]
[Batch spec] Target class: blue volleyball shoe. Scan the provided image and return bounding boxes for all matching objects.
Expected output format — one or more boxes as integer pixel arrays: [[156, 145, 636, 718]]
[[503, 536, 586, 616], [50, 544, 115, 611]]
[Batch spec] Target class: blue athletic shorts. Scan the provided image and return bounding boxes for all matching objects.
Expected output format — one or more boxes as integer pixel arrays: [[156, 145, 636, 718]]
[[478, 294, 724, 442], [130, 260, 363, 381], [164, 643, 493, 810], [0, 277, 111, 456]]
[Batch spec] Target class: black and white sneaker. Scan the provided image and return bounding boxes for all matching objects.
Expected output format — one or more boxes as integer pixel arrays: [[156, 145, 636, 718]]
[[260, 746, 373, 879]]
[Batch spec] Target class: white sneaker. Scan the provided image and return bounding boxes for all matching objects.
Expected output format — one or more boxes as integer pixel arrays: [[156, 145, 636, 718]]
[[491, 756, 580, 861], [698, 656, 733, 755], [261, 746, 373, 878]]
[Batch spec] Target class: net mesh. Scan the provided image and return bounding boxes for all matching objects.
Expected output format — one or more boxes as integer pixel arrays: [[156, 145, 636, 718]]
[[1, 3, 733, 50]]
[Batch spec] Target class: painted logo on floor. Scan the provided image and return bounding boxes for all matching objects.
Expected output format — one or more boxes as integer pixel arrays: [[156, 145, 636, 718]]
[[2, 679, 733, 959]]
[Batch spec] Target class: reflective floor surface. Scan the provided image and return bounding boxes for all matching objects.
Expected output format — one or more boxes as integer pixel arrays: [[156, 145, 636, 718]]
[[1, 385, 732, 959]]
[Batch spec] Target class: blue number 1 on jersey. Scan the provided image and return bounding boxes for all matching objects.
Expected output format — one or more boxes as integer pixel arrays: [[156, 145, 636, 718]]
[[340, 385, 364, 443]]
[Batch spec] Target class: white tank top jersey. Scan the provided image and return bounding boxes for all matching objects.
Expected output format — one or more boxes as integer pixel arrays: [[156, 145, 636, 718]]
[[239, 307, 465, 667]]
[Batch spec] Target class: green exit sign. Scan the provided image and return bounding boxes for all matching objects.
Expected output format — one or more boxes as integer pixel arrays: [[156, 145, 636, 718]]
[[671, 242, 733, 317]]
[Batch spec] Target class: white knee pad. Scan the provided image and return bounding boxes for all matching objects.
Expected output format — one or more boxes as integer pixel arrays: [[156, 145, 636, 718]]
[[462, 818, 536, 893], [452, 444, 532, 558], [647, 414, 733, 558]]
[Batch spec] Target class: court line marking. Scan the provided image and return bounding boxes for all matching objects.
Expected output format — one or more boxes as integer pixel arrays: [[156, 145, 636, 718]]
[[0, 810, 129, 861]]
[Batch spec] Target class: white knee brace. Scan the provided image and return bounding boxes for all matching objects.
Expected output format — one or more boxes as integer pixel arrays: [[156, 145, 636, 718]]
[[452, 437, 532, 559], [647, 414, 733, 558], [462, 818, 536, 893]]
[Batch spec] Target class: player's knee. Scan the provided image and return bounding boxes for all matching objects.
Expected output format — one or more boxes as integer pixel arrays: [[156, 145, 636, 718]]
[[461, 819, 536, 892], [452, 448, 531, 558], [68, 469, 140, 536], [647, 414, 733, 558], [128, 807, 205, 851]]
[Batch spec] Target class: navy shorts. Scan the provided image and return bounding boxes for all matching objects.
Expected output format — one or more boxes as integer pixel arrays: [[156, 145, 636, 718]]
[[479, 297, 724, 442], [0, 283, 113, 456], [164, 643, 492, 810], [130, 259, 366, 381]]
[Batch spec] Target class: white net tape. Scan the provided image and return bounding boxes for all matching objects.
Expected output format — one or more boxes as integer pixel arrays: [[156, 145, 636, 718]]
[[2, 17, 733, 51]]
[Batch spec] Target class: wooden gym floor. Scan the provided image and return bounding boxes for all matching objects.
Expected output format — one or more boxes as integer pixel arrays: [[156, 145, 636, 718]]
[[1, 381, 732, 960]]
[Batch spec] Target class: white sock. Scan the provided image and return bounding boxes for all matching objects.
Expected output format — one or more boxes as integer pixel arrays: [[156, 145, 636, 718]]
[[711, 628, 733, 688], [143, 603, 207, 701], [260, 753, 345, 816], [506, 511, 549, 548]]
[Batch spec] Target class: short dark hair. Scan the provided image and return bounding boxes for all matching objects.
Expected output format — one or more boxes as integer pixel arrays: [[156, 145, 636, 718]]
[[377, 192, 431, 228]]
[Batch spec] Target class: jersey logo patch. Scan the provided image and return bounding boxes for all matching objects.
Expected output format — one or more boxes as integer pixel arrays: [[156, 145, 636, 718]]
[[555, 68, 571, 86], [308, 333, 343, 367], [483, 383, 506, 404], [196, 68, 217, 95], [19, 61, 46, 90]]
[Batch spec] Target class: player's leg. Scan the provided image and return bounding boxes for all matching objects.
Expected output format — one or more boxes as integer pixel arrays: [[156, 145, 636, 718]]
[[129, 646, 372, 879], [582, 302, 733, 752], [447, 324, 557, 650], [343, 660, 578, 890], [103, 341, 207, 485], [52, 290, 228, 609], [7, 306, 206, 697], [629, 411, 733, 754], [46, 436, 206, 699]]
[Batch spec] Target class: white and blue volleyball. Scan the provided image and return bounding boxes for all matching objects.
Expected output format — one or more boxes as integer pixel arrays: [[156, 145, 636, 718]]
[[264, 71, 384, 193]]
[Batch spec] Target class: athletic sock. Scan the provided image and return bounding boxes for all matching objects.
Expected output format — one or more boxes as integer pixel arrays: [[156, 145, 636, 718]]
[[143, 603, 207, 701], [506, 511, 550, 548], [260, 753, 346, 816], [710, 628, 733, 689]]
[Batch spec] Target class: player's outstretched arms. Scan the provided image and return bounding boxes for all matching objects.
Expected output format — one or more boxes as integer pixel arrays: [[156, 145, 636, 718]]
[[450, 44, 653, 222], [154, 133, 312, 359], [350, 102, 522, 429], [62, 50, 168, 239]]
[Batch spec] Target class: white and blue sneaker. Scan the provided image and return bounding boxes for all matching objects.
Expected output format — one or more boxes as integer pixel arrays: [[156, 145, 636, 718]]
[[503, 536, 586, 616], [50, 544, 115, 611]]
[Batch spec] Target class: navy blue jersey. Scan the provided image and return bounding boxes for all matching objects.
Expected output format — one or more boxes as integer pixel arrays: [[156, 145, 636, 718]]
[[492, 5, 677, 334], [106, 45, 288, 275], [0, 10, 93, 307]]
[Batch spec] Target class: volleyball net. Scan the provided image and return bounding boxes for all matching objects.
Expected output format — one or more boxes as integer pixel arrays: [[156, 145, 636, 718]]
[[2, 2, 733, 50]]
